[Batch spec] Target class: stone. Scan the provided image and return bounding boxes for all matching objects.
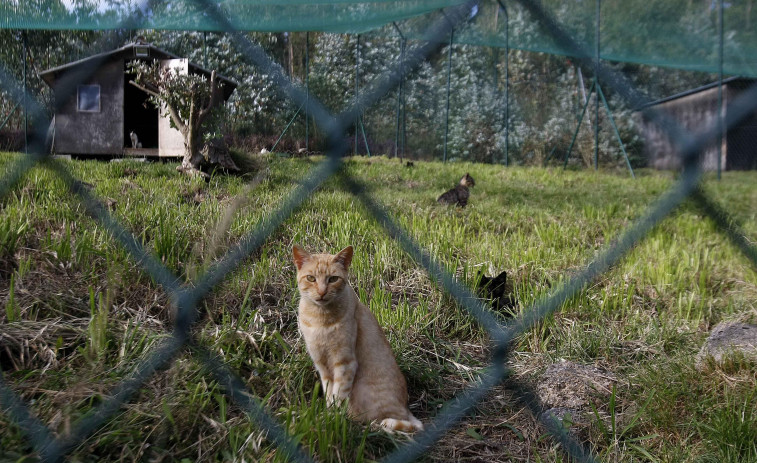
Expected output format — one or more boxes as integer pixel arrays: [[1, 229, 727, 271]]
[[696, 321, 757, 370]]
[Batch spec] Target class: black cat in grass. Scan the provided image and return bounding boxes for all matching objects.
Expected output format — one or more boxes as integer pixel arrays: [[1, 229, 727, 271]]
[[477, 270, 517, 314], [437, 173, 475, 207]]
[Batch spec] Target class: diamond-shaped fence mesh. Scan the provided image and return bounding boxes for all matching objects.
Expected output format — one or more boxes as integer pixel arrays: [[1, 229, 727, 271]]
[[1, 0, 756, 462]]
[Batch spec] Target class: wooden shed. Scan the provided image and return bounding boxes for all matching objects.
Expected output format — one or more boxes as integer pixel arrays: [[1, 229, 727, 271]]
[[634, 77, 757, 171], [39, 41, 236, 158]]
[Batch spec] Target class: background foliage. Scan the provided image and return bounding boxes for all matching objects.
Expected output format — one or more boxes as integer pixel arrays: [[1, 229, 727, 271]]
[[0, 0, 736, 165]]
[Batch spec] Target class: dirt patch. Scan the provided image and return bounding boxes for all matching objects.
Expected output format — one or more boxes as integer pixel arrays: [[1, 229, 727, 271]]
[[536, 359, 617, 433]]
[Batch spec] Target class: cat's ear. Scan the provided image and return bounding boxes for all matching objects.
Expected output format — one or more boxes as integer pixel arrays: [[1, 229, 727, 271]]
[[492, 270, 507, 288], [292, 245, 310, 270], [333, 246, 353, 270]]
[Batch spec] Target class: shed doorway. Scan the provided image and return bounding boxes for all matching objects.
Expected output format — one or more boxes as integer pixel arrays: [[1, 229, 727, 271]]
[[123, 68, 158, 150]]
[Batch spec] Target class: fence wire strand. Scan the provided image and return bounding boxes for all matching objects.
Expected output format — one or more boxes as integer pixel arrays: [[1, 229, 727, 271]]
[[1, 0, 757, 462]]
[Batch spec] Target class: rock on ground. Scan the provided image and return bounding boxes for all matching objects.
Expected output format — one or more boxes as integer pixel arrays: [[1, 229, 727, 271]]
[[696, 321, 757, 370]]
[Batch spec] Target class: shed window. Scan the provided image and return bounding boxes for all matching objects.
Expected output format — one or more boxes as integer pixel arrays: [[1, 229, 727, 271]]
[[77, 85, 100, 112]]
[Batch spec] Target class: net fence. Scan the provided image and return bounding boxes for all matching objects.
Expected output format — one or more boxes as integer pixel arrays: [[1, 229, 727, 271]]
[[2, 2, 756, 170], [3, 0, 757, 77], [0, 0, 756, 462]]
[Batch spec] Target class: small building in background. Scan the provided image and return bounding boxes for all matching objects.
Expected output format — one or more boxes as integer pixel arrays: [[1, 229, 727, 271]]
[[634, 77, 757, 171], [39, 41, 236, 158]]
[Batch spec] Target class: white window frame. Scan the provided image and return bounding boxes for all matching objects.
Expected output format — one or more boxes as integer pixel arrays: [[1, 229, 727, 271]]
[[77, 84, 101, 113]]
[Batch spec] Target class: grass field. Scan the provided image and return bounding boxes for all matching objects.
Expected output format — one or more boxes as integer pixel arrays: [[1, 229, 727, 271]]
[[0, 152, 756, 462]]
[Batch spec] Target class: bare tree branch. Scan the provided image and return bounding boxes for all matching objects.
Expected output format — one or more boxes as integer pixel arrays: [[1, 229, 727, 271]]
[[129, 79, 188, 135], [197, 70, 220, 124], [128, 79, 159, 98]]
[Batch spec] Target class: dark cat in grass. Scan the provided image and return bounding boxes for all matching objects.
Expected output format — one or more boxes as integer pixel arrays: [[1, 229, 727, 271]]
[[477, 270, 516, 314], [437, 173, 475, 207]]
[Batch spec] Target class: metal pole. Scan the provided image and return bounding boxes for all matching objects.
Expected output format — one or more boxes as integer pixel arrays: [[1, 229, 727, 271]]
[[392, 22, 405, 160], [394, 41, 402, 159], [23, 31, 28, 154], [594, 0, 600, 170], [544, 145, 558, 166], [717, 0, 724, 180], [400, 50, 407, 159], [564, 80, 596, 168], [271, 102, 304, 152], [360, 119, 372, 157], [203, 31, 208, 68], [443, 29, 454, 163], [502, 1, 509, 166], [0, 101, 21, 133], [305, 31, 309, 152], [596, 84, 635, 178], [354, 34, 360, 156]]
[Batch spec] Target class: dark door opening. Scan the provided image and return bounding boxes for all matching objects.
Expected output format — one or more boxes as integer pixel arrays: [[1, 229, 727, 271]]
[[727, 122, 757, 170], [124, 65, 158, 149]]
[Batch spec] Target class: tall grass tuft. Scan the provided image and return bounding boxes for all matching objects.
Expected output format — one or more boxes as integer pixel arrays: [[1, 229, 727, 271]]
[[85, 285, 111, 362]]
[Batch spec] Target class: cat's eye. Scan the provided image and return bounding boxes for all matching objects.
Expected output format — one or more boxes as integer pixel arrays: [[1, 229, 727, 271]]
[[306, 275, 316, 282], [327, 276, 339, 283]]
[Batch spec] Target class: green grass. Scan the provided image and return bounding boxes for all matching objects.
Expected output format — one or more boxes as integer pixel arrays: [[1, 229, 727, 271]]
[[0, 152, 755, 462]]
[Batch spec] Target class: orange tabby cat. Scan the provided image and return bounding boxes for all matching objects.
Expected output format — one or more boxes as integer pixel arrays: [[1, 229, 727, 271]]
[[292, 244, 423, 433]]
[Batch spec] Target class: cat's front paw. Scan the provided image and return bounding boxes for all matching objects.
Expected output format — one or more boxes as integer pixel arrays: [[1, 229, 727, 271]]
[[326, 391, 350, 407]]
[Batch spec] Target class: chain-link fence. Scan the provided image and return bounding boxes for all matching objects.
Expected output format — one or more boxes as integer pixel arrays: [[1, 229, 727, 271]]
[[1, 0, 756, 462]]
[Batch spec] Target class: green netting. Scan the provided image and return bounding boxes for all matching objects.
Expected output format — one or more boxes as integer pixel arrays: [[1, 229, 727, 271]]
[[385, 1, 757, 77], [2, 0, 756, 77], [0, 1, 466, 33]]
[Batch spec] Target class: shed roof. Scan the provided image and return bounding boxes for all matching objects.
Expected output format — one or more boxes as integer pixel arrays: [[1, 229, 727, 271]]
[[39, 42, 238, 101], [635, 77, 755, 111]]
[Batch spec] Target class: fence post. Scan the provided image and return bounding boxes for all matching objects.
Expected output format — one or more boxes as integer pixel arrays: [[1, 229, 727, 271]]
[[354, 34, 360, 156], [23, 31, 28, 155], [400, 40, 407, 159], [203, 31, 208, 68], [594, 0, 600, 170], [305, 31, 309, 152], [443, 28, 453, 163], [717, 0, 724, 180], [502, 1, 509, 166], [393, 22, 405, 161]]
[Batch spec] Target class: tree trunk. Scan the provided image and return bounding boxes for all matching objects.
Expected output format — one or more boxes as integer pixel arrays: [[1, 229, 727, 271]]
[[130, 68, 238, 177], [287, 32, 295, 77], [178, 126, 207, 176]]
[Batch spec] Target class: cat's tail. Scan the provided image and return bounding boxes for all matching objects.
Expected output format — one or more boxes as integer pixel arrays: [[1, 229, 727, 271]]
[[380, 414, 424, 433]]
